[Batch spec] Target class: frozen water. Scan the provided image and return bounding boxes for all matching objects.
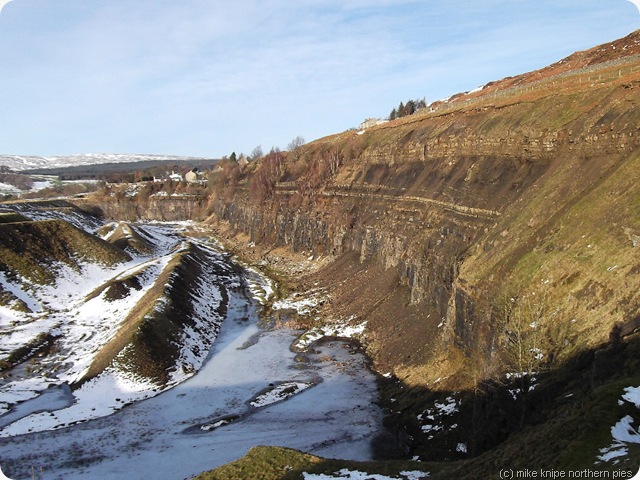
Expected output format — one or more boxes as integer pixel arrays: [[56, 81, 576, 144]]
[[0, 223, 384, 480]]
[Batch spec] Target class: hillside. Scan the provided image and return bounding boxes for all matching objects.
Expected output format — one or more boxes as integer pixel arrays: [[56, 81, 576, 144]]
[[209, 28, 640, 375], [0, 218, 130, 285], [0, 203, 246, 437], [0, 153, 211, 173], [194, 30, 640, 474], [79, 240, 237, 387]]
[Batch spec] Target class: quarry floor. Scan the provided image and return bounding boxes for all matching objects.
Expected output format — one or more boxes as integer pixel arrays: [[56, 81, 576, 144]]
[[0, 232, 384, 480]]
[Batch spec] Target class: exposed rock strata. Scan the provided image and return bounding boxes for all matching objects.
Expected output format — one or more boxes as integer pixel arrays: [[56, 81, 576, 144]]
[[206, 53, 640, 386], [79, 34, 640, 391]]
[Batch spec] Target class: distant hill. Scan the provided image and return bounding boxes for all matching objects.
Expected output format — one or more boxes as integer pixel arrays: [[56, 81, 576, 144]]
[[0, 153, 217, 174]]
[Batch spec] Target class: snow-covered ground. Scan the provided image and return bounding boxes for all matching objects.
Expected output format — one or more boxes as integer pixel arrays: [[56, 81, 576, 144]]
[[0, 153, 207, 172], [0, 218, 257, 434], [0, 210, 384, 479], [0, 221, 177, 411], [293, 316, 366, 352], [2, 200, 104, 230], [0, 183, 21, 195], [0, 283, 383, 480]]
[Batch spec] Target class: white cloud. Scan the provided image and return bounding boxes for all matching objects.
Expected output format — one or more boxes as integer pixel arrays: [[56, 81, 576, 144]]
[[627, 0, 640, 14], [0, 0, 637, 157], [0, 0, 12, 14]]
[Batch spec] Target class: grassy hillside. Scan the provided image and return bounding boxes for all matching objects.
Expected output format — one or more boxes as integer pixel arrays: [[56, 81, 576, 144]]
[[193, 446, 435, 480]]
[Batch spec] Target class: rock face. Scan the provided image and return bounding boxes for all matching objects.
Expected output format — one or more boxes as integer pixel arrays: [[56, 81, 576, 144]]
[[90, 194, 209, 222], [79, 33, 640, 392], [208, 32, 640, 385]]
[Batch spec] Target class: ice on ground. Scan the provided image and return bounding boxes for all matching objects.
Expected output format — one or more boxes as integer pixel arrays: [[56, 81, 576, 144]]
[[249, 381, 314, 408], [0, 303, 383, 480], [0, 367, 158, 437], [0, 385, 72, 429], [0, 219, 384, 479]]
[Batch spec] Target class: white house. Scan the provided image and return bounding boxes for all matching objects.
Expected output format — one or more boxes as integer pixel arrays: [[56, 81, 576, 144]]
[[185, 170, 198, 183], [359, 118, 387, 130]]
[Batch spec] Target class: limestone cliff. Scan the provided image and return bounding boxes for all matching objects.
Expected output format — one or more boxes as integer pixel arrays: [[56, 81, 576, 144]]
[[75, 31, 640, 469], [208, 31, 640, 390]]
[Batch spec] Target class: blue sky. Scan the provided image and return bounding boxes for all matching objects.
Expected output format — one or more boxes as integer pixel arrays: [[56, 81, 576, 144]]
[[0, 1, 638, 159]]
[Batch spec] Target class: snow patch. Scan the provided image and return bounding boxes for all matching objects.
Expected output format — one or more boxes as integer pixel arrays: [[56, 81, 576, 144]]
[[417, 396, 459, 439], [294, 317, 365, 351], [271, 286, 330, 316], [597, 385, 640, 464], [506, 371, 538, 400], [242, 265, 275, 305], [0, 182, 21, 194], [0, 271, 43, 312], [303, 469, 429, 480], [622, 386, 640, 408], [249, 381, 314, 408]]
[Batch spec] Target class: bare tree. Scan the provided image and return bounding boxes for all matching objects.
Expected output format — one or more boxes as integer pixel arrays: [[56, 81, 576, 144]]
[[287, 135, 305, 151], [249, 145, 264, 162], [249, 147, 283, 202], [499, 294, 547, 371], [496, 291, 549, 426], [329, 147, 342, 176], [286, 136, 305, 163]]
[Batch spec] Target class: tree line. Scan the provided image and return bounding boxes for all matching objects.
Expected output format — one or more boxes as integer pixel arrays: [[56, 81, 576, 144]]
[[389, 98, 427, 120]]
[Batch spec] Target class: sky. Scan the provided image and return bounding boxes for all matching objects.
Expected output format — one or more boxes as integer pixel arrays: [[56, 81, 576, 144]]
[[0, 1, 638, 159]]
